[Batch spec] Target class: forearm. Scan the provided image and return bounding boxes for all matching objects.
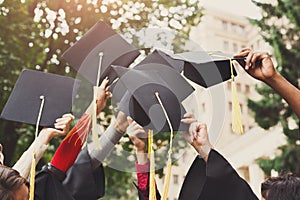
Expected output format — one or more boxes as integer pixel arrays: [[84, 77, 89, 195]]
[[88, 123, 125, 169], [265, 72, 300, 118], [13, 135, 48, 179], [50, 113, 90, 173]]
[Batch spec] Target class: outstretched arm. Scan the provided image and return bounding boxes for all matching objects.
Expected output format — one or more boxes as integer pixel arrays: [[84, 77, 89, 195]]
[[50, 78, 110, 173], [13, 114, 74, 178], [234, 48, 300, 118]]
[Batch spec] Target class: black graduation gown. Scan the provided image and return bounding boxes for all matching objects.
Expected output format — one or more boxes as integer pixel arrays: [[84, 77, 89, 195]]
[[179, 149, 259, 200], [35, 148, 105, 200]]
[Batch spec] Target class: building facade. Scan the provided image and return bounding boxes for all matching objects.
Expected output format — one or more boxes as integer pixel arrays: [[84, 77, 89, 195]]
[[155, 7, 286, 200]]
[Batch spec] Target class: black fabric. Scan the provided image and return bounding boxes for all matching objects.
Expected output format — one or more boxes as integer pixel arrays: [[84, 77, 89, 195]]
[[35, 167, 74, 200], [35, 149, 105, 200], [63, 148, 105, 200], [178, 156, 207, 200], [133, 181, 161, 200], [179, 150, 259, 200]]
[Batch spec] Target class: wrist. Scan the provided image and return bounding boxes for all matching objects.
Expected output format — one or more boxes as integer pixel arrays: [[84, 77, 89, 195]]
[[136, 150, 148, 165], [38, 129, 53, 145], [195, 144, 212, 162], [264, 71, 281, 86]]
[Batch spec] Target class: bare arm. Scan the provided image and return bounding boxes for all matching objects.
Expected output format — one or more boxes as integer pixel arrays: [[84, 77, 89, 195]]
[[13, 114, 74, 178], [234, 48, 300, 118]]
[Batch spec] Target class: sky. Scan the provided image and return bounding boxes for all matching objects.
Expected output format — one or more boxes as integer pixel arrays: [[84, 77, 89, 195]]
[[200, 0, 262, 19]]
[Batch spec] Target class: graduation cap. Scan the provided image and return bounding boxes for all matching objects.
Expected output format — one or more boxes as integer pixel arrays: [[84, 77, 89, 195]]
[[62, 19, 140, 86], [0, 69, 80, 127], [137, 49, 184, 73], [111, 64, 194, 133], [171, 51, 245, 134], [0, 69, 80, 200], [171, 51, 243, 88]]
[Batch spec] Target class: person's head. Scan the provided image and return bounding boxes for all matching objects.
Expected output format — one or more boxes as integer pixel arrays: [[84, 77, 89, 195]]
[[261, 173, 300, 200], [0, 165, 29, 200]]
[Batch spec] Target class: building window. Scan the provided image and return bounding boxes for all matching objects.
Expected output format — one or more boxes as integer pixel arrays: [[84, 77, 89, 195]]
[[227, 81, 232, 90], [240, 103, 243, 113], [230, 123, 233, 133], [245, 84, 250, 93], [173, 174, 179, 184], [229, 101, 232, 111], [236, 83, 242, 92], [222, 20, 228, 30], [202, 103, 206, 112], [233, 43, 238, 52], [223, 41, 229, 51]]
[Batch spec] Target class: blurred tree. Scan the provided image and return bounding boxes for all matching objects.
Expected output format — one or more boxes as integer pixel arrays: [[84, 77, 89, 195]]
[[250, 0, 300, 175], [0, 0, 203, 198]]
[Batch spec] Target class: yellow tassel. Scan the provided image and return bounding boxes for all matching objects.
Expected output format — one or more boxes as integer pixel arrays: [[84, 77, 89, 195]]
[[29, 96, 45, 200], [231, 79, 244, 134], [229, 59, 243, 134], [208, 54, 244, 134], [29, 152, 36, 200], [154, 92, 174, 200], [162, 160, 172, 200], [148, 129, 157, 200], [92, 87, 101, 149]]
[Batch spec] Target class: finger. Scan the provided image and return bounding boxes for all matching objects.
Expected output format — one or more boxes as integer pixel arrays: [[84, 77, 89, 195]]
[[183, 113, 195, 119], [54, 123, 66, 130], [233, 49, 250, 58], [245, 50, 254, 70], [62, 113, 75, 120], [251, 52, 262, 69], [99, 77, 109, 89], [105, 91, 111, 97], [181, 118, 197, 125], [182, 131, 193, 144], [199, 123, 207, 129], [127, 117, 134, 125]]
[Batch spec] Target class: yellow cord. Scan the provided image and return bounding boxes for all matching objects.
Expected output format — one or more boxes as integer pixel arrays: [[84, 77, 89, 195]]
[[92, 87, 101, 150], [209, 54, 244, 134], [148, 129, 157, 200], [154, 92, 174, 200], [29, 96, 45, 200]]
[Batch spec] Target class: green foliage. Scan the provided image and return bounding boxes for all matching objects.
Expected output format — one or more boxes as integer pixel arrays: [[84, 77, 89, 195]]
[[250, 0, 300, 175], [0, 0, 202, 198]]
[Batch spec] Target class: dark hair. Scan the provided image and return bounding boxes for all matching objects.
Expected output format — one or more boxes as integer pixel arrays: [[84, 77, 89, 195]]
[[261, 173, 300, 200], [0, 165, 29, 200]]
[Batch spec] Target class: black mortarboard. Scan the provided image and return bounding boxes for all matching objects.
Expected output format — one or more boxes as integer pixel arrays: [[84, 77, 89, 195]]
[[171, 51, 243, 88], [0, 69, 80, 127], [111, 64, 194, 133], [137, 49, 184, 73], [62, 20, 140, 86]]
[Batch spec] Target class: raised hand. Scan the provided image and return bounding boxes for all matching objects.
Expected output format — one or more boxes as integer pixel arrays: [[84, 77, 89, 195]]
[[40, 113, 75, 144], [181, 113, 212, 162], [233, 48, 277, 82], [95, 77, 111, 114]]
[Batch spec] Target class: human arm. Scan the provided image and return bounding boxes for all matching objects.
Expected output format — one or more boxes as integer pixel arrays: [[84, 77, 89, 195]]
[[234, 48, 300, 118], [181, 113, 213, 162], [180, 113, 258, 200], [13, 114, 74, 179], [50, 78, 110, 173], [87, 110, 130, 169]]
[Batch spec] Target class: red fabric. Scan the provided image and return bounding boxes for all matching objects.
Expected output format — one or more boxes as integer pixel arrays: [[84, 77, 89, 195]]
[[50, 113, 91, 173], [136, 162, 150, 190], [136, 162, 150, 200]]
